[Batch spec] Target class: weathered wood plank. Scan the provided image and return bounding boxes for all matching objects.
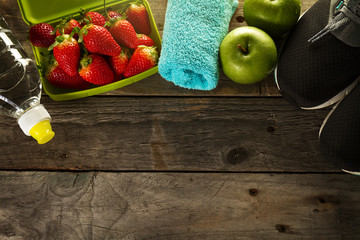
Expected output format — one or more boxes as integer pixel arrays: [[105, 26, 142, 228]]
[[0, 96, 334, 172], [0, 0, 317, 97], [0, 171, 359, 239]]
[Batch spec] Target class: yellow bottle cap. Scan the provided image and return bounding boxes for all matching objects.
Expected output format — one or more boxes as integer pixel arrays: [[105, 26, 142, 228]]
[[29, 120, 55, 144]]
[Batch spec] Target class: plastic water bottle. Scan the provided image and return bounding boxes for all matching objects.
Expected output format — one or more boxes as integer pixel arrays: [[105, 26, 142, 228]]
[[0, 14, 54, 144]]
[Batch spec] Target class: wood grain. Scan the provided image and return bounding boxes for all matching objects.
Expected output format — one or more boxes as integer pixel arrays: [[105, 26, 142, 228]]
[[2, 1, 358, 239], [0, 172, 359, 240], [0, 96, 333, 172]]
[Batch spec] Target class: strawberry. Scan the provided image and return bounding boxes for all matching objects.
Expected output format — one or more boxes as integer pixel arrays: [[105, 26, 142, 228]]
[[137, 34, 154, 47], [124, 46, 158, 78], [55, 19, 81, 39], [109, 19, 138, 49], [79, 54, 114, 85], [107, 48, 131, 80], [105, 10, 122, 21], [29, 23, 56, 48], [79, 24, 121, 56], [125, 3, 151, 35], [49, 34, 80, 77], [82, 11, 106, 27], [45, 59, 90, 90]]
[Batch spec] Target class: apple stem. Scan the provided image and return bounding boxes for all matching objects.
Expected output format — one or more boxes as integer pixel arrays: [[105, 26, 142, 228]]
[[237, 44, 248, 54]]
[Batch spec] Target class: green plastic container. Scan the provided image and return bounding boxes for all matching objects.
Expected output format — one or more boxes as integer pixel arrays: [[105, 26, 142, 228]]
[[17, 0, 161, 101]]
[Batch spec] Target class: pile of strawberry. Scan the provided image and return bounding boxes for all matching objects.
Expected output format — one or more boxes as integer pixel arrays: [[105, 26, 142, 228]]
[[28, 2, 159, 90]]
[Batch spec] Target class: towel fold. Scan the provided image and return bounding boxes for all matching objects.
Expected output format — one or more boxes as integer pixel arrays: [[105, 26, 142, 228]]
[[158, 0, 239, 90]]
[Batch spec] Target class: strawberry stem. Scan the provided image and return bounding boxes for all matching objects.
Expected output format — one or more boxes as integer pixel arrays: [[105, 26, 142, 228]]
[[48, 37, 61, 51], [70, 26, 80, 38], [103, 0, 113, 27]]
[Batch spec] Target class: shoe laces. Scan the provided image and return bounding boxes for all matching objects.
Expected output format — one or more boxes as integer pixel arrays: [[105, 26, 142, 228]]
[[308, 0, 360, 46]]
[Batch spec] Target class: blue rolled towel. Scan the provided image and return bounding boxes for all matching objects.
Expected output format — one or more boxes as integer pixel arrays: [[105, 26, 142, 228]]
[[158, 0, 239, 90]]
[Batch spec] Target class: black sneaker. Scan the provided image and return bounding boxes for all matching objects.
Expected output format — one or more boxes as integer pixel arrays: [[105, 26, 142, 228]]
[[319, 82, 360, 175], [275, 0, 360, 110]]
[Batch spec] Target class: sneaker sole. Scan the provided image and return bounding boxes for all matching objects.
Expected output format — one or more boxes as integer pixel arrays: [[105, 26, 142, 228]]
[[319, 78, 360, 136], [319, 80, 360, 176], [342, 169, 360, 176]]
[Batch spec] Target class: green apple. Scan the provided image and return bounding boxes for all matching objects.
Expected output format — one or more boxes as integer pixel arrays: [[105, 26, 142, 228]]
[[220, 26, 277, 84], [243, 0, 301, 38]]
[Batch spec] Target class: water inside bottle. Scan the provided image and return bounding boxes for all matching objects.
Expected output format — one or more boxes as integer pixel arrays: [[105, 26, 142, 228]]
[[0, 25, 41, 118], [0, 15, 54, 144], [0, 59, 41, 117]]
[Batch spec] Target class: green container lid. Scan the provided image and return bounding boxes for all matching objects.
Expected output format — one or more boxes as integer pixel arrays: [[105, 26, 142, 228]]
[[17, 0, 161, 101]]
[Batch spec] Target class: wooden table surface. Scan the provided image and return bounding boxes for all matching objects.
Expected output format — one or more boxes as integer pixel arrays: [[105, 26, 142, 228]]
[[1, 0, 359, 239]]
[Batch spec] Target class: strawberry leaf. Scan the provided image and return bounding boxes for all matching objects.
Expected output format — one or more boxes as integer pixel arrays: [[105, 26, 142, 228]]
[[80, 55, 93, 68], [78, 27, 88, 43], [55, 35, 65, 43]]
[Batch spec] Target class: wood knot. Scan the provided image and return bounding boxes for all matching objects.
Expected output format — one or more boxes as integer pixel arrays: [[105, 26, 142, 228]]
[[317, 195, 340, 205], [236, 16, 245, 23], [267, 126, 276, 133], [60, 153, 69, 159], [249, 188, 259, 196], [275, 224, 291, 233], [226, 147, 248, 165]]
